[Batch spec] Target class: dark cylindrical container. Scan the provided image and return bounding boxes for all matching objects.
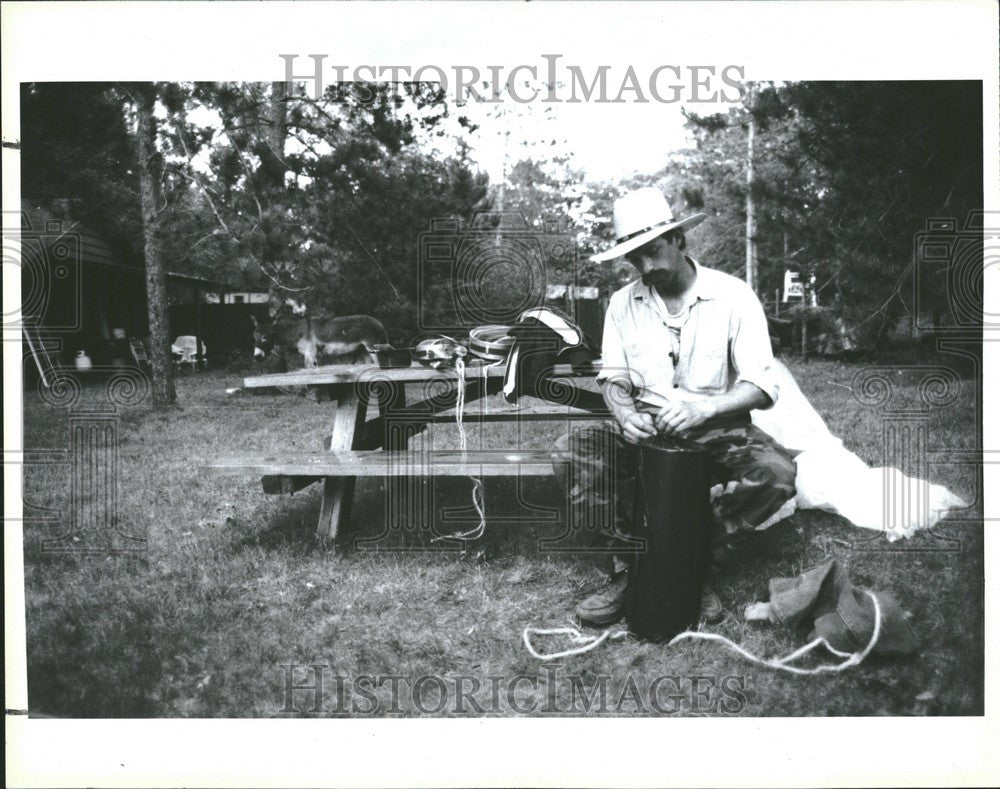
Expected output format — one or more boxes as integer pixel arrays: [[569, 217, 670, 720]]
[[625, 445, 712, 642]]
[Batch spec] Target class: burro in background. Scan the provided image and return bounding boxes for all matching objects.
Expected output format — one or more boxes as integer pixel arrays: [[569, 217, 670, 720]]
[[251, 313, 387, 367]]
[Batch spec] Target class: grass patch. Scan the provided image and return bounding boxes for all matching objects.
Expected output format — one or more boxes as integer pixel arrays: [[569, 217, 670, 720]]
[[21, 352, 983, 717]]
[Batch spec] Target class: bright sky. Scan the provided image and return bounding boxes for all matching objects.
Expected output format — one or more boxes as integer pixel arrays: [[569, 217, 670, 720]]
[[460, 97, 697, 183]]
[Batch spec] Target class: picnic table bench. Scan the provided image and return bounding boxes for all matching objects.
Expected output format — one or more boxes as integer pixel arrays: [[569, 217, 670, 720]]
[[201, 360, 610, 547]]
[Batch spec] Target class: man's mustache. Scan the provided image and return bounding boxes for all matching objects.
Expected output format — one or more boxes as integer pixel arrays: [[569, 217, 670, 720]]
[[641, 269, 674, 289]]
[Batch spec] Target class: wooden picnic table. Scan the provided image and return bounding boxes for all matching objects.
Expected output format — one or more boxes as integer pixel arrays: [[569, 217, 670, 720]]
[[203, 360, 610, 547]]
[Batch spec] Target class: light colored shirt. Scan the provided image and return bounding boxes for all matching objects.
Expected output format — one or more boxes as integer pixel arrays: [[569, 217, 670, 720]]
[[648, 284, 689, 363], [596, 259, 780, 410]]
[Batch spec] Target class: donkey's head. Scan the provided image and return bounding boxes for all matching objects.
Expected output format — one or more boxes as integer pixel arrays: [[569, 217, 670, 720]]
[[250, 314, 277, 360]]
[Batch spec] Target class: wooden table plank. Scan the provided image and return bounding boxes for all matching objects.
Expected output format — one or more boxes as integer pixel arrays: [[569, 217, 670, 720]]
[[426, 403, 610, 421], [203, 449, 571, 477]]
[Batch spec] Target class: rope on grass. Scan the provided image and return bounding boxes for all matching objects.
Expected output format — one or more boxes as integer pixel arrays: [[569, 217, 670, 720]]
[[523, 590, 883, 673], [667, 589, 883, 676], [523, 624, 629, 661]]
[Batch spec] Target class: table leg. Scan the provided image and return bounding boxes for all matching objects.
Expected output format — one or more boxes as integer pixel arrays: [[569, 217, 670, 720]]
[[379, 380, 414, 449], [318, 476, 356, 548], [317, 385, 366, 548]]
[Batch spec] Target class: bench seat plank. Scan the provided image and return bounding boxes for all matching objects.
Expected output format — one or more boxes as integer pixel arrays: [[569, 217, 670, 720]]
[[202, 449, 570, 478], [242, 361, 602, 389]]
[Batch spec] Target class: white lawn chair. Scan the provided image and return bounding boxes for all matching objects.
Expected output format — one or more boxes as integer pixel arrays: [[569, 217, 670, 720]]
[[171, 336, 206, 369]]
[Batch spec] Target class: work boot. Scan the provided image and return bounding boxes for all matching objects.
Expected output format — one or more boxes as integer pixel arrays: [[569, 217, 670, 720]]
[[576, 573, 628, 627], [700, 585, 724, 624]]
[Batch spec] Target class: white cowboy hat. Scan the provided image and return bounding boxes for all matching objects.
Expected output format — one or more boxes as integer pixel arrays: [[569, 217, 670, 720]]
[[591, 186, 707, 262]]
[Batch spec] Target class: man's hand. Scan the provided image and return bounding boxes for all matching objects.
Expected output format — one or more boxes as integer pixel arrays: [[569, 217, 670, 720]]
[[655, 399, 716, 435], [620, 411, 657, 444]]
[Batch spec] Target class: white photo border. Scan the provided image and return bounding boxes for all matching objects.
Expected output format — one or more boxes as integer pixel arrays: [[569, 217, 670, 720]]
[[3, 1, 998, 787]]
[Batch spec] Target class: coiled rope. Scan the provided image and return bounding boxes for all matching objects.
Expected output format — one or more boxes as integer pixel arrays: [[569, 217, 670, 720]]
[[467, 324, 514, 363]]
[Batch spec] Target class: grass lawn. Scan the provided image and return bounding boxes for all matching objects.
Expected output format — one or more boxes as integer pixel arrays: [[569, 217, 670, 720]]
[[20, 351, 984, 717]]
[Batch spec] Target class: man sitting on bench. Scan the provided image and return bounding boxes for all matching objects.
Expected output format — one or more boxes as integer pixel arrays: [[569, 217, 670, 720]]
[[559, 187, 797, 627]]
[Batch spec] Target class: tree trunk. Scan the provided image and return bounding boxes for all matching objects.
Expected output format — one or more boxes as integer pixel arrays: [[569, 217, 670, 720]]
[[134, 84, 176, 406], [745, 85, 758, 294], [261, 82, 289, 270], [264, 80, 288, 173]]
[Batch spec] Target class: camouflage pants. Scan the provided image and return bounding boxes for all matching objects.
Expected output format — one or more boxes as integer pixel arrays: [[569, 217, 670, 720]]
[[555, 414, 797, 575]]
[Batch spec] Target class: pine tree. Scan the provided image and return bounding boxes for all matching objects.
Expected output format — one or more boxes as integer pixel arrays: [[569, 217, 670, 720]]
[[132, 83, 176, 405]]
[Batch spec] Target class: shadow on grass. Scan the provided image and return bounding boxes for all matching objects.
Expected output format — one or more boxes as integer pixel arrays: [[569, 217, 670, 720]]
[[232, 490, 322, 553], [343, 475, 585, 560]]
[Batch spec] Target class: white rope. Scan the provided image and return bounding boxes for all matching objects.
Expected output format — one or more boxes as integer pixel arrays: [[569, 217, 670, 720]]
[[667, 589, 883, 675], [454, 356, 468, 449], [523, 625, 629, 661], [430, 356, 501, 544], [522, 591, 882, 672]]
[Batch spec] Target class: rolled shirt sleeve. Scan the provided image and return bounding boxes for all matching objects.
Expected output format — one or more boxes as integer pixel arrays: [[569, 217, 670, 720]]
[[731, 287, 780, 407]]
